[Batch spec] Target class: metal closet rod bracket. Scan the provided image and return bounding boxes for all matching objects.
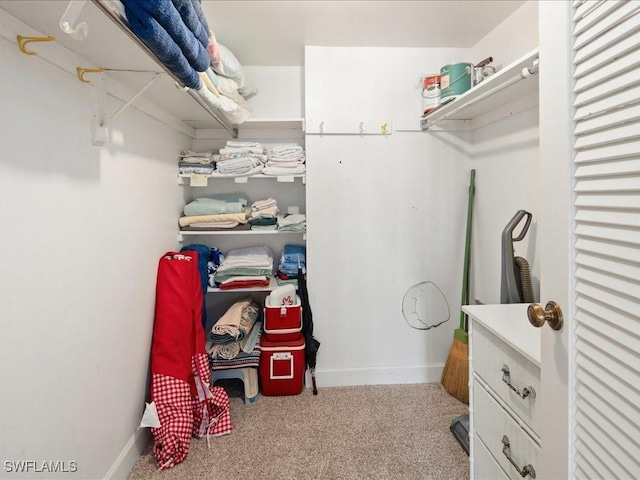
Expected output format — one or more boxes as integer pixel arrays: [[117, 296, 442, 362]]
[[87, 71, 162, 146], [17, 35, 55, 55]]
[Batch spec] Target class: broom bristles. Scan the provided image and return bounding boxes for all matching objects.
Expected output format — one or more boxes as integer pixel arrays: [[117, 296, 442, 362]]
[[441, 338, 469, 404]]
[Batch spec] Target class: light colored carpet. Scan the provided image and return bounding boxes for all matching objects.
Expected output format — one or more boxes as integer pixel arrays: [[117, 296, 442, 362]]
[[127, 382, 469, 480]]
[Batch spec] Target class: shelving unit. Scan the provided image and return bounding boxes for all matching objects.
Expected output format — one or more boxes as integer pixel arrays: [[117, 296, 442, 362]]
[[420, 48, 539, 131]]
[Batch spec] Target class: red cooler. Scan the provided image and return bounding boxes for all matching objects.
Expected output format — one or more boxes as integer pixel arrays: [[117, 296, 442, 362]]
[[263, 294, 302, 341], [259, 335, 305, 396]]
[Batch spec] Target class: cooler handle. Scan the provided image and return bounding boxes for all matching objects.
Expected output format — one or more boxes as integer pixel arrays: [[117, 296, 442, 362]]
[[270, 352, 294, 379]]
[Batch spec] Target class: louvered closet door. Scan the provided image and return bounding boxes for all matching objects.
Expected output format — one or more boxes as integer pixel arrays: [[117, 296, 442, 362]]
[[572, 1, 640, 478]]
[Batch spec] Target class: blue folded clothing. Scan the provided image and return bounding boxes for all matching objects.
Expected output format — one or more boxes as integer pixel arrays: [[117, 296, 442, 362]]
[[124, 0, 202, 88], [171, 0, 209, 51], [281, 244, 306, 265]]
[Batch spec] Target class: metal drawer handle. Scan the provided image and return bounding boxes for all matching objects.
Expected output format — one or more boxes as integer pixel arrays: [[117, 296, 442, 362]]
[[501, 365, 536, 399], [502, 435, 536, 478]]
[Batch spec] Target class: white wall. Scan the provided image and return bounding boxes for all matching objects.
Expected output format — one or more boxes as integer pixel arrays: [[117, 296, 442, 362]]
[[471, 0, 538, 70], [305, 46, 472, 387], [243, 66, 304, 119], [0, 33, 186, 479], [469, 0, 540, 305]]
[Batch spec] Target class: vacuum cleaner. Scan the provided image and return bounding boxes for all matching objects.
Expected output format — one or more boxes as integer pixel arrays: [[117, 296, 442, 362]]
[[500, 210, 535, 304]]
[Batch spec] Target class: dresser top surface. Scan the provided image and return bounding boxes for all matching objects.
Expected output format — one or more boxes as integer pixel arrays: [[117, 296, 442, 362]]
[[463, 304, 541, 366]]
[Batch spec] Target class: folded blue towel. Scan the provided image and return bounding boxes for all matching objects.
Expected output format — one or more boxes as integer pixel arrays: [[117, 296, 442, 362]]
[[172, 0, 209, 50], [124, 0, 210, 73], [281, 244, 306, 265], [124, 0, 202, 88]]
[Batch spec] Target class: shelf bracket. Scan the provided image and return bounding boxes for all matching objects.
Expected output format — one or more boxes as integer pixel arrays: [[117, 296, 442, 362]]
[[89, 72, 161, 146], [16, 35, 55, 56]]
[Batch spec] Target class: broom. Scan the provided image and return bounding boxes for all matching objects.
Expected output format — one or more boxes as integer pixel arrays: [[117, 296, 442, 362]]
[[441, 169, 475, 404]]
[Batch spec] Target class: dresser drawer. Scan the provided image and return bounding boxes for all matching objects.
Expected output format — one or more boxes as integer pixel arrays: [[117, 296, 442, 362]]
[[473, 434, 509, 480], [473, 322, 540, 433], [473, 380, 540, 479]]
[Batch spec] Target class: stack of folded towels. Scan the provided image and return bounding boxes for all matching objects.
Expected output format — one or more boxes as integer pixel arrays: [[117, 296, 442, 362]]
[[278, 213, 306, 232], [206, 298, 262, 360], [263, 144, 306, 176], [249, 198, 279, 231], [213, 246, 274, 290], [178, 150, 216, 175], [179, 193, 249, 230], [276, 244, 306, 286], [212, 141, 267, 177]]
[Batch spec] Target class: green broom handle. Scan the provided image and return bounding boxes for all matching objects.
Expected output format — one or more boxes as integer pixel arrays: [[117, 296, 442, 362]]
[[460, 169, 476, 331]]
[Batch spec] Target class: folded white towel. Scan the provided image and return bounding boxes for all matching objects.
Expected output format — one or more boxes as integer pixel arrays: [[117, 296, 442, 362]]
[[268, 284, 297, 306]]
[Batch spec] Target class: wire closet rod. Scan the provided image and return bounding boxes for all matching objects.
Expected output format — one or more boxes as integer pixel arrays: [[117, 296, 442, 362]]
[[90, 0, 237, 138], [423, 61, 539, 129]]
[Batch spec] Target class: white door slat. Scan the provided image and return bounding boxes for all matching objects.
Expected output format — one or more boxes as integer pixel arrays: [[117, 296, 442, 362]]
[[575, 296, 640, 338], [573, 122, 640, 149], [574, 68, 639, 107], [574, 14, 640, 64], [575, 237, 640, 264], [575, 266, 640, 299], [575, 412, 640, 478], [575, 248, 640, 278], [576, 311, 640, 362], [574, 460, 604, 480], [573, 30, 640, 84], [574, 157, 640, 177], [575, 222, 640, 245], [576, 381, 640, 435], [574, 192, 640, 209], [574, 83, 640, 121], [576, 323, 640, 374], [575, 365, 640, 427], [575, 208, 640, 230], [574, 138, 640, 163], [575, 350, 640, 405], [576, 314, 640, 357], [573, 0, 605, 22], [574, 1, 638, 48], [576, 281, 640, 318], [574, 103, 640, 135], [575, 174, 640, 191]]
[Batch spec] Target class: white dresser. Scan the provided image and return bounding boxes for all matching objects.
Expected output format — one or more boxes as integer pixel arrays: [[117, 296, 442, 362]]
[[462, 304, 541, 480]]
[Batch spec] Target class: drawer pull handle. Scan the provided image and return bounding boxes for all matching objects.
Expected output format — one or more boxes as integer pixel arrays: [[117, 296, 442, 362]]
[[502, 435, 536, 478], [501, 365, 536, 399]]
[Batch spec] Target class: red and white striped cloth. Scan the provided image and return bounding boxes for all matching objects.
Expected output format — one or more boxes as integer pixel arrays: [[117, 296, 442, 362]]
[[150, 252, 232, 470]]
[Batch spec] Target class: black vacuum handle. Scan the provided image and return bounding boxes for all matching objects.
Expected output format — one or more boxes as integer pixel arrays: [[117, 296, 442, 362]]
[[509, 210, 532, 242]]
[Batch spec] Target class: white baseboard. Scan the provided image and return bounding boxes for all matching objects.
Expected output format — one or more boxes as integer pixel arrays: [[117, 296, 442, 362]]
[[306, 364, 445, 388], [103, 428, 151, 480]]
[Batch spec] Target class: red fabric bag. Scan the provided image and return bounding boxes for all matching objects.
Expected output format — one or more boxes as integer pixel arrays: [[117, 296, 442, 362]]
[[150, 252, 232, 470]]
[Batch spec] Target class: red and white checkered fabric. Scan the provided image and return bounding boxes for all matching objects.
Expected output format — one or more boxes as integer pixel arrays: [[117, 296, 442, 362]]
[[151, 374, 193, 469], [192, 353, 232, 438]]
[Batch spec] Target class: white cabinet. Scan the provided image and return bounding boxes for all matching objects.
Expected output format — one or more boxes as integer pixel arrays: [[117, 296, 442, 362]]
[[463, 304, 541, 480]]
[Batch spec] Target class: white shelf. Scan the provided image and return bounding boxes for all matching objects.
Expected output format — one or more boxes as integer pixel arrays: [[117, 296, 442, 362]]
[[420, 48, 539, 131], [180, 229, 305, 236], [178, 173, 305, 186], [207, 276, 281, 293]]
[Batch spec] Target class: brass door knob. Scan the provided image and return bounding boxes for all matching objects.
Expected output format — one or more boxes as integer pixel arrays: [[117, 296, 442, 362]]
[[527, 301, 563, 330]]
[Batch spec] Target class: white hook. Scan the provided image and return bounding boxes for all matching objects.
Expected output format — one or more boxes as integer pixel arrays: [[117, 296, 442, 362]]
[[359, 122, 364, 134], [60, 1, 89, 40], [319, 121, 324, 134]]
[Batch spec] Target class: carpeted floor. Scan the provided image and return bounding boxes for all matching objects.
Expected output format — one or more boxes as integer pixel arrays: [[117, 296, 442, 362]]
[[127, 382, 469, 480]]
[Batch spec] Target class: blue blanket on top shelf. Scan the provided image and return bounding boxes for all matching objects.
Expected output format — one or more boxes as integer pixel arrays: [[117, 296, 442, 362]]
[[123, 0, 210, 88]]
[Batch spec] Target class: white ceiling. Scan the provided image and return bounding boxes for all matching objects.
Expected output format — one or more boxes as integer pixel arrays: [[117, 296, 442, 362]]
[[202, 1, 527, 66]]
